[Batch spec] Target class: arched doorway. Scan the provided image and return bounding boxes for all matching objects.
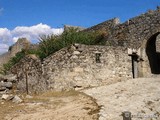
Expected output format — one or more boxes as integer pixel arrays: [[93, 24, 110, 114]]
[[146, 32, 160, 74]]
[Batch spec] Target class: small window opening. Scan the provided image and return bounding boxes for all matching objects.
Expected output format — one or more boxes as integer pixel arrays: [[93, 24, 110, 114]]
[[95, 53, 101, 63]]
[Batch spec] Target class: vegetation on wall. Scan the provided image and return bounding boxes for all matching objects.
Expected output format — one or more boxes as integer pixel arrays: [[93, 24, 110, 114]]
[[37, 28, 106, 59], [2, 49, 38, 74], [1, 28, 106, 74]]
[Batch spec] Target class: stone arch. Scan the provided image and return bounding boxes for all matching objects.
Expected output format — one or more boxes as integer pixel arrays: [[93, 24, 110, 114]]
[[146, 32, 160, 74]]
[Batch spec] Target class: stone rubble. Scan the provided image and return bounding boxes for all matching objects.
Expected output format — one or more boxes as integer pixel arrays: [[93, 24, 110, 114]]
[[1, 94, 23, 103], [0, 74, 16, 92]]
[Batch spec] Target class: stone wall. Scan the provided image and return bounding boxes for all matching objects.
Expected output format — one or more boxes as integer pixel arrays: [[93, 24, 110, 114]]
[[84, 8, 160, 49], [156, 34, 160, 52], [42, 44, 132, 91], [10, 54, 47, 93], [84, 7, 160, 77], [8, 7, 160, 92], [84, 18, 120, 34]]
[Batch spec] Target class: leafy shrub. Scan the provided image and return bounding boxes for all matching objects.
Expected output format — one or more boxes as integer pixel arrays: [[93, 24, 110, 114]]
[[2, 50, 26, 74], [37, 28, 105, 59]]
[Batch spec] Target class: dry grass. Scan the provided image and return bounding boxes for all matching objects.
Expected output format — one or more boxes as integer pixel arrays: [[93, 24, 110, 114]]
[[0, 90, 100, 120], [0, 101, 26, 120]]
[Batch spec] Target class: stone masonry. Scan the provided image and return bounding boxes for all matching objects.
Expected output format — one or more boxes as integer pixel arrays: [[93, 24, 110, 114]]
[[85, 7, 160, 77], [10, 54, 47, 93], [42, 44, 132, 91], [3, 7, 160, 92]]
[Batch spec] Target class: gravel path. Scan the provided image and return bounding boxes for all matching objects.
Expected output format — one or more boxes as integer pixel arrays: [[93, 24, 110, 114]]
[[83, 78, 160, 120]]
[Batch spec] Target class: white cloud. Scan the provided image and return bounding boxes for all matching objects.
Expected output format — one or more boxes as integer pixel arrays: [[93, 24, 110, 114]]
[[0, 23, 63, 43], [0, 28, 12, 43], [11, 23, 63, 42], [0, 23, 64, 54], [0, 43, 9, 54]]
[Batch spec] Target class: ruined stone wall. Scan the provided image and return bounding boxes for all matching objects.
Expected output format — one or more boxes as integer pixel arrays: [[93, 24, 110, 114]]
[[42, 44, 132, 91], [10, 55, 47, 93]]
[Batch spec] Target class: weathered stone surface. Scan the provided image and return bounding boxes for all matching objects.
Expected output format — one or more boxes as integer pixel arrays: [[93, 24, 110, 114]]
[[0, 87, 7, 91], [12, 95, 23, 103], [83, 78, 160, 120], [0, 82, 12, 88], [3, 74, 17, 82], [1, 94, 10, 100], [73, 51, 81, 55], [42, 44, 132, 91], [10, 55, 47, 93]]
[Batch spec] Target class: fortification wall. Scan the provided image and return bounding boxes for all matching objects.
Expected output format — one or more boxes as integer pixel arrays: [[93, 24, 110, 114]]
[[85, 8, 160, 49], [84, 7, 160, 77]]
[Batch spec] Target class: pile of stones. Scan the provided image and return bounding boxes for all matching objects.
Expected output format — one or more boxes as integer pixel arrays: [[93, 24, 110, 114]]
[[0, 74, 23, 103], [1, 94, 23, 103], [0, 74, 16, 92]]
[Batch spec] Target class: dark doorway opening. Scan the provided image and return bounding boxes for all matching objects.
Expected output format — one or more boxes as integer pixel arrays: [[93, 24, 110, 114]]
[[131, 54, 139, 78], [146, 32, 160, 74]]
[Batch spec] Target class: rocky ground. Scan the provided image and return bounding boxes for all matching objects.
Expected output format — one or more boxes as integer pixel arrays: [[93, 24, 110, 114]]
[[83, 77, 160, 120], [0, 91, 99, 120]]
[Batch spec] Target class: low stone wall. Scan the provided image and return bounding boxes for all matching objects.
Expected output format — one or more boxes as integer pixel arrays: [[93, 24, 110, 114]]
[[43, 44, 132, 91]]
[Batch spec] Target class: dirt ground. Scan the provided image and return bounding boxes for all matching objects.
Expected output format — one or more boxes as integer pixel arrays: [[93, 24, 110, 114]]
[[0, 91, 99, 120]]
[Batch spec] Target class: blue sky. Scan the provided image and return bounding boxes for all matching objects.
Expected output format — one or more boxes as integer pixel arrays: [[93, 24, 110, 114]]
[[0, 0, 160, 29], [0, 0, 159, 54]]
